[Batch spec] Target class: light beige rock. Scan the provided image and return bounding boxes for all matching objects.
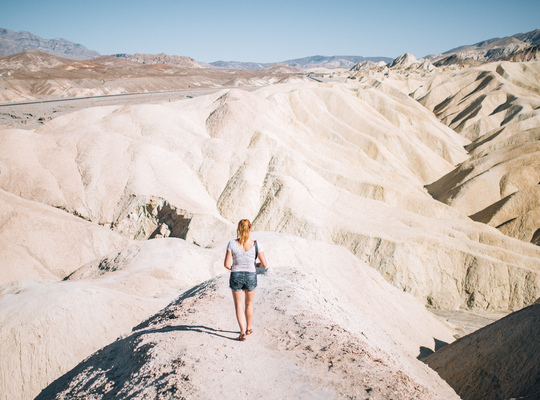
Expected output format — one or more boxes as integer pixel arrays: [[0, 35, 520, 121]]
[[66, 237, 223, 298], [418, 62, 540, 245], [35, 267, 460, 400], [0, 189, 130, 284], [1, 82, 539, 310], [470, 185, 540, 244], [1, 69, 540, 400], [1, 233, 459, 400], [0, 279, 167, 400]]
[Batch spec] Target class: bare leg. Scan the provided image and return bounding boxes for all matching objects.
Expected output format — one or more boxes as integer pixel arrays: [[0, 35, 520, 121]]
[[245, 289, 255, 334], [232, 290, 246, 339]]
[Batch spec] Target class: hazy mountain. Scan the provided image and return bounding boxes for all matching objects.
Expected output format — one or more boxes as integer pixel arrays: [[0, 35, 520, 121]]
[[208, 55, 393, 70], [0, 28, 101, 60], [283, 55, 392, 69], [207, 60, 269, 70]]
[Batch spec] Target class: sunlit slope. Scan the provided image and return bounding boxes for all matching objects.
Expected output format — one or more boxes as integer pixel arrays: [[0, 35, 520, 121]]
[[416, 62, 540, 245], [1, 82, 539, 310], [1, 234, 459, 400]]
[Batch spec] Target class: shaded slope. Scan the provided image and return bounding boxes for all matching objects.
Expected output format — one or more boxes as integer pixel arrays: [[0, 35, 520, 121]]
[[424, 301, 540, 400], [470, 185, 540, 244]]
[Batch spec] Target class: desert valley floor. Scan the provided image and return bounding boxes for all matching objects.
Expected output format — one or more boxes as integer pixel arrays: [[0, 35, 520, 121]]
[[0, 52, 539, 399]]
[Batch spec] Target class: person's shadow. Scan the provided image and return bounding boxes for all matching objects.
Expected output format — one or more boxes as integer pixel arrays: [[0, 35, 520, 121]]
[[417, 338, 449, 360], [142, 324, 239, 341]]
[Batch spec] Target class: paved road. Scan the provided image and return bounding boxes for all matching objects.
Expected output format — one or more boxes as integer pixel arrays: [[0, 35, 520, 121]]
[[0, 87, 233, 108], [0, 86, 258, 129]]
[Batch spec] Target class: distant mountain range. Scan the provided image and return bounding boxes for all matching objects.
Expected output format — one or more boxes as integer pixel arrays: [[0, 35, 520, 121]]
[[0, 28, 101, 60], [206, 55, 393, 70], [1, 27, 539, 69]]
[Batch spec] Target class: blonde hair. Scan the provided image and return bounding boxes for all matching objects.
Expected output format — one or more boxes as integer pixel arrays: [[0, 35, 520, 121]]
[[237, 219, 251, 245]]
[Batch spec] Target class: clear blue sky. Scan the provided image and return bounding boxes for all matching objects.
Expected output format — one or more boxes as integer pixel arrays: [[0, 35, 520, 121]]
[[1, 0, 538, 63]]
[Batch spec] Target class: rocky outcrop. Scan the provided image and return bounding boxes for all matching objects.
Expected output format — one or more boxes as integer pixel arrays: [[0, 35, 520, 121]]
[[433, 54, 482, 67], [388, 52, 418, 68], [424, 302, 540, 400], [115, 53, 202, 68], [111, 195, 199, 241], [502, 45, 540, 62], [427, 29, 539, 63]]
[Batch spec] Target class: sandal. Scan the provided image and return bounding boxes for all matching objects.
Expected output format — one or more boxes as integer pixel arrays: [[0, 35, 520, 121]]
[[246, 329, 253, 335], [237, 333, 247, 341]]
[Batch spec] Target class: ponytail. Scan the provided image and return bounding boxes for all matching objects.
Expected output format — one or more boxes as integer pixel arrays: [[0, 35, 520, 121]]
[[237, 219, 251, 245]]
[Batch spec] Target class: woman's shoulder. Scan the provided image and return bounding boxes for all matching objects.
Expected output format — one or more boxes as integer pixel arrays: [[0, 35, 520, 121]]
[[226, 239, 238, 250]]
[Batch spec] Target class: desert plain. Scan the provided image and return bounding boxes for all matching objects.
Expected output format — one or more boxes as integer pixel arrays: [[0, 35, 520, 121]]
[[0, 48, 539, 400]]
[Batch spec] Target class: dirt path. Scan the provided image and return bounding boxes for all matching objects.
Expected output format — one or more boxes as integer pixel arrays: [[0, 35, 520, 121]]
[[36, 268, 459, 399]]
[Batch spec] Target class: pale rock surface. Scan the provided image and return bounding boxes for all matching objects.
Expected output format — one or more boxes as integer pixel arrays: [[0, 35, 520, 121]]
[[418, 62, 540, 244], [36, 267, 460, 400], [0, 189, 130, 284], [66, 237, 224, 298], [1, 82, 540, 309], [470, 185, 540, 244], [414, 62, 540, 141], [1, 67, 540, 400], [0, 279, 166, 400], [424, 302, 540, 400], [388, 53, 419, 68], [1, 233, 459, 400], [0, 238, 219, 400]]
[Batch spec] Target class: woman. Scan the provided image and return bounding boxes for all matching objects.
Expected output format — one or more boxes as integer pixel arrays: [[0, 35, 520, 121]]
[[224, 219, 267, 341]]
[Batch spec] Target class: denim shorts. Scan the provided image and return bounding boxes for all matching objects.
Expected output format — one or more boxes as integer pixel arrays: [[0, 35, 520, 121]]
[[229, 271, 257, 292]]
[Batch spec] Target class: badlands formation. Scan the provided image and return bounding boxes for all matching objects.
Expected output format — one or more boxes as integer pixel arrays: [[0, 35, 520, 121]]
[[0, 51, 539, 399]]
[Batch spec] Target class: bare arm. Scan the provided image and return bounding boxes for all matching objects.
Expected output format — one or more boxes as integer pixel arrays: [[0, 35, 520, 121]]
[[257, 251, 268, 268], [224, 250, 232, 270]]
